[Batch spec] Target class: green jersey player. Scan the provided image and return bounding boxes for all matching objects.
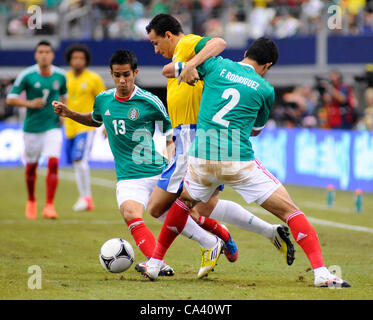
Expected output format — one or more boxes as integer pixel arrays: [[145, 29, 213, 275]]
[[6, 40, 67, 220], [143, 37, 351, 288], [53, 49, 231, 277]]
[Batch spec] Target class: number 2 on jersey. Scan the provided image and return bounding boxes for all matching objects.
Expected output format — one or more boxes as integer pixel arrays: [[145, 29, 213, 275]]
[[212, 88, 240, 127], [113, 119, 126, 135]]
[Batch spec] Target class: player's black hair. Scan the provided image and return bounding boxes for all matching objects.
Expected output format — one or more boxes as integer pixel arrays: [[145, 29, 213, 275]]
[[35, 40, 53, 51], [64, 43, 92, 66], [245, 37, 279, 67], [146, 14, 183, 36], [109, 49, 137, 71]]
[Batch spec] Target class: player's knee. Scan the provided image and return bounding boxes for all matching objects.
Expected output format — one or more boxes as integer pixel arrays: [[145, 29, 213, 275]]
[[120, 204, 142, 223], [147, 201, 162, 218]]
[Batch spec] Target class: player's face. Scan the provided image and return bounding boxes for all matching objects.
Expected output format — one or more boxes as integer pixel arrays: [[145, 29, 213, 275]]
[[111, 64, 139, 97], [70, 51, 87, 72], [34, 45, 54, 68], [148, 30, 174, 59]]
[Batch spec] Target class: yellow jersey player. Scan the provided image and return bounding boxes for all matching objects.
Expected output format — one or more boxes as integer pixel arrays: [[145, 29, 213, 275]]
[[64, 44, 106, 211], [144, 15, 295, 278]]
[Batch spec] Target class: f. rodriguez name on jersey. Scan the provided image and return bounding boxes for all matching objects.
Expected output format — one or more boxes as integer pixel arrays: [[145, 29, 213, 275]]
[[219, 68, 260, 90]]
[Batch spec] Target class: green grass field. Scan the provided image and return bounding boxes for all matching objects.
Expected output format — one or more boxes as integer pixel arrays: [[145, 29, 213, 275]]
[[1, 167, 373, 300]]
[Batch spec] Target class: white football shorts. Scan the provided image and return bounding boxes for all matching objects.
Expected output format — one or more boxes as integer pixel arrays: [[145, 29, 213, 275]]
[[23, 128, 62, 163], [116, 174, 161, 209], [184, 157, 281, 205]]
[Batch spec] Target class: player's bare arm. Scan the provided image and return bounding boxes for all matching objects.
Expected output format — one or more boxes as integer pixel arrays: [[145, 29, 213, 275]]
[[52, 100, 101, 127], [178, 37, 226, 85], [250, 129, 262, 137], [6, 96, 46, 109]]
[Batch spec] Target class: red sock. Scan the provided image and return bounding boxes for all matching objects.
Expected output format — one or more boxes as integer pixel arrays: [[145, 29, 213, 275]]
[[152, 199, 190, 261], [127, 218, 156, 259], [197, 216, 230, 242], [25, 162, 38, 201], [287, 211, 324, 269], [46, 157, 58, 204]]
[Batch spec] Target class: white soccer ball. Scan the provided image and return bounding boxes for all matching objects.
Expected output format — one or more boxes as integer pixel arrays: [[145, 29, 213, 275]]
[[99, 238, 135, 273]]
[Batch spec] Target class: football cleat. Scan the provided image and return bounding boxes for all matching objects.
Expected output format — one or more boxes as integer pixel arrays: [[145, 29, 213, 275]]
[[25, 200, 37, 220], [73, 196, 94, 212], [271, 225, 295, 266], [141, 261, 161, 281], [42, 203, 58, 219], [314, 273, 351, 288], [135, 261, 175, 277], [198, 237, 224, 279], [221, 225, 238, 262]]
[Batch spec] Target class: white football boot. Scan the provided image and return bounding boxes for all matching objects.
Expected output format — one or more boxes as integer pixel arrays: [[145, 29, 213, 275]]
[[314, 267, 351, 288]]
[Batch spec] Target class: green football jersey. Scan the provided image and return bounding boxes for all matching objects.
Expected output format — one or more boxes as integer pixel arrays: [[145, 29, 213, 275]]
[[8, 64, 67, 133], [189, 56, 275, 161], [92, 86, 172, 181]]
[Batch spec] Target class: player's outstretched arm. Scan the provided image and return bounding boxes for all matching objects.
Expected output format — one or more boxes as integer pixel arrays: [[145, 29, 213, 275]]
[[52, 101, 101, 127], [6, 96, 46, 109]]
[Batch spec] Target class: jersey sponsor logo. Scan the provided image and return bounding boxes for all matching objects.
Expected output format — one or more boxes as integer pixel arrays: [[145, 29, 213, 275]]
[[81, 82, 87, 90], [104, 109, 111, 116], [128, 107, 140, 121], [34, 82, 41, 88]]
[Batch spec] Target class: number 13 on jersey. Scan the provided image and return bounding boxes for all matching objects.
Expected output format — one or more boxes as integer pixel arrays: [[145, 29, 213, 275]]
[[113, 119, 126, 135]]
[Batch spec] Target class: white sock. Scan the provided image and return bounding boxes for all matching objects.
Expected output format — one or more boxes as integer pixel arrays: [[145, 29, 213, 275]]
[[210, 199, 274, 240], [74, 160, 91, 197], [157, 211, 217, 249]]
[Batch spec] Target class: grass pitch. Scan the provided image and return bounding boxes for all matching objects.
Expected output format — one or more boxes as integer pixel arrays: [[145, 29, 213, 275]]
[[1, 167, 373, 300]]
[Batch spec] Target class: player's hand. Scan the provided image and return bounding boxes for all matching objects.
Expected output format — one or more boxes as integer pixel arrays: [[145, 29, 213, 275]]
[[102, 128, 108, 139], [28, 98, 46, 109], [178, 62, 199, 86], [52, 100, 70, 118]]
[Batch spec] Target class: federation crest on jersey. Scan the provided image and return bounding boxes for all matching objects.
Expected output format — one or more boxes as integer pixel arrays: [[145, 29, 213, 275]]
[[53, 81, 60, 90], [128, 107, 140, 121]]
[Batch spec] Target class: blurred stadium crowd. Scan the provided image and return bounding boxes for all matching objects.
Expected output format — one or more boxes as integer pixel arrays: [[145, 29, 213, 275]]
[[1, 0, 373, 131], [2, 0, 373, 39]]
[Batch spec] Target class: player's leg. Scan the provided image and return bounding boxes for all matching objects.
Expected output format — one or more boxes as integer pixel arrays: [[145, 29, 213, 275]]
[[42, 128, 63, 219], [72, 131, 95, 211], [235, 159, 350, 287], [117, 176, 174, 276], [144, 174, 224, 281], [189, 157, 294, 265], [23, 132, 43, 220], [149, 124, 234, 251], [148, 186, 219, 251], [259, 185, 350, 287], [192, 191, 239, 263]]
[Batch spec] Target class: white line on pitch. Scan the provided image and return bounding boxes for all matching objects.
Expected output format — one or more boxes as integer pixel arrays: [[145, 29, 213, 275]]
[[15, 169, 373, 234]]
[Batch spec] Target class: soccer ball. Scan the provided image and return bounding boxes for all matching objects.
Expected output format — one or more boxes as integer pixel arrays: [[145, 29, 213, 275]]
[[99, 238, 135, 273]]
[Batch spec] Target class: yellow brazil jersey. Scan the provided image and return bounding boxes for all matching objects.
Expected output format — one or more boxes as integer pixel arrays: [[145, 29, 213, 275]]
[[167, 34, 211, 128], [65, 69, 106, 138]]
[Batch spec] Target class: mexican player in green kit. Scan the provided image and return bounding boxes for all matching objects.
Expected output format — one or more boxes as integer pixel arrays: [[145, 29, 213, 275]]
[[6, 41, 67, 220], [53, 49, 229, 277], [143, 37, 351, 288]]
